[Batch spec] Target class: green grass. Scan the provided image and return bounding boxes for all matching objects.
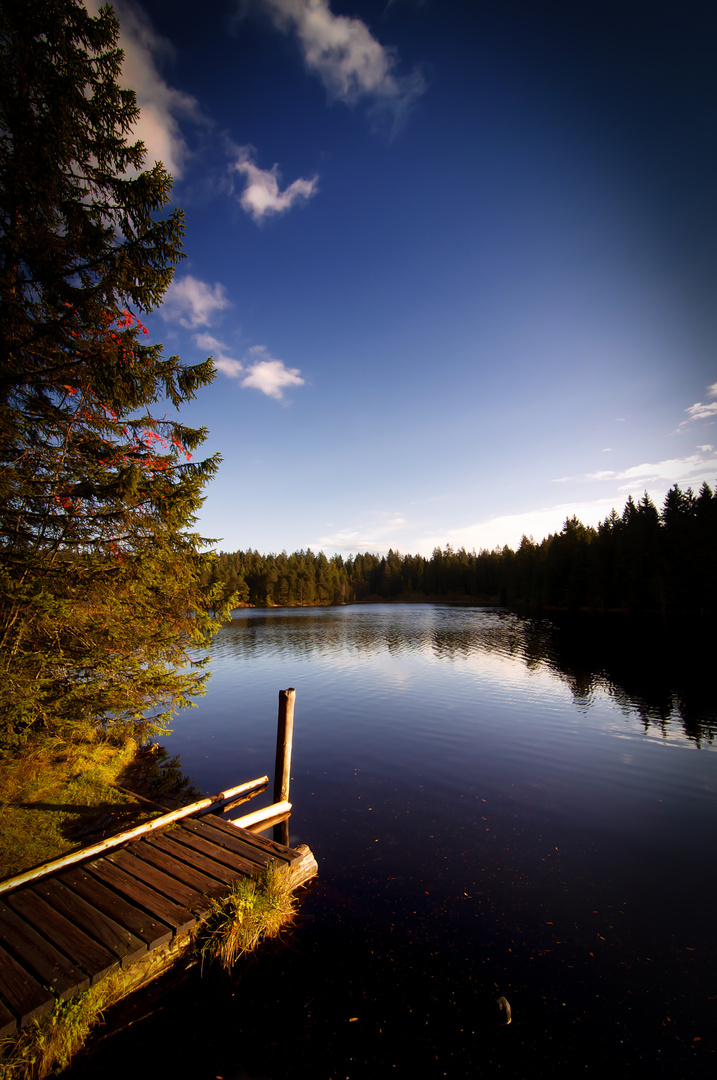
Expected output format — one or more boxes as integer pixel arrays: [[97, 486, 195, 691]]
[[0, 735, 157, 881], [193, 864, 297, 971], [0, 968, 131, 1080]]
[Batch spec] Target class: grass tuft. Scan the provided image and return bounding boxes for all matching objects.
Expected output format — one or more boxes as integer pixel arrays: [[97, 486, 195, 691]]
[[193, 863, 296, 971], [0, 969, 128, 1080]]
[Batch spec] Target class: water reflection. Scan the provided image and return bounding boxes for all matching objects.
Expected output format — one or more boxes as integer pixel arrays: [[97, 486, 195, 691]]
[[213, 606, 716, 746], [66, 603, 717, 1078]]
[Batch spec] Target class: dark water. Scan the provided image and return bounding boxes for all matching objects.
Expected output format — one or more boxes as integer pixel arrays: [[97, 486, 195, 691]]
[[68, 605, 717, 1078]]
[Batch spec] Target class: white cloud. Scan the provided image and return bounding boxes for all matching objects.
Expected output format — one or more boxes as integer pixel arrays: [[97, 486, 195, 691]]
[[240, 346, 305, 399], [230, 146, 318, 222], [614, 453, 717, 489], [198, 339, 305, 399], [161, 276, 230, 329], [684, 401, 717, 422], [679, 379, 717, 426], [553, 450, 717, 490], [260, 0, 425, 124], [418, 500, 623, 556], [314, 511, 408, 552], [84, 1, 200, 177], [194, 333, 243, 376]]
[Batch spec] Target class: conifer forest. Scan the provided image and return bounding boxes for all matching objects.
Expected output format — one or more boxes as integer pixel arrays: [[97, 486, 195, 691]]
[[206, 484, 717, 614]]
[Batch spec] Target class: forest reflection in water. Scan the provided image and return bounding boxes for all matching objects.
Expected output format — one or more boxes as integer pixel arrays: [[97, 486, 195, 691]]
[[67, 604, 717, 1079], [214, 604, 716, 748]]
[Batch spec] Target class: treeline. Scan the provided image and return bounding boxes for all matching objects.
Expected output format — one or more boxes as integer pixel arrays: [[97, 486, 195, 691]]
[[206, 483, 717, 614]]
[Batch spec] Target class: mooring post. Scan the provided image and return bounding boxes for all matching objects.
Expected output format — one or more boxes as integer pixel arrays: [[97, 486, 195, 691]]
[[273, 688, 295, 844]]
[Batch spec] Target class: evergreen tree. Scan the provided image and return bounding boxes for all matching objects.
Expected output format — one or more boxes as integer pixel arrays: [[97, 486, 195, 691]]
[[0, 0, 231, 749]]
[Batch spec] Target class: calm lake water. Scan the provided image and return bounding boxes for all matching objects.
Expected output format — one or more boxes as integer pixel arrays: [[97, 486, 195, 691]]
[[69, 604, 717, 1078]]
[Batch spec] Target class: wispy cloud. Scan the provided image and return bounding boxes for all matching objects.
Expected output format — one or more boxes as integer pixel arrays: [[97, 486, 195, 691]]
[[314, 511, 407, 553], [196, 338, 304, 400], [260, 0, 425, 126], [553, 449, 717, 489], [161, 276, 231, 329], [84, 0, 201, 177], [679, 380, 717, 427], [194, 333, 241, 375], [230, 146, 318, 222], [614, 454, 717, 489]]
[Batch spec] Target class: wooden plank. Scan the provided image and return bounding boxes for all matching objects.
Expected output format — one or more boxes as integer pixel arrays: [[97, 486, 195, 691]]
[[6, 889, 119, 985], [129, 838, 229, 894], [210, 815, 302, 863], [30, 879, 146, 969], [0, 901, 90, 999], [83, 860, 195, 937], [105, 850, 209, 918], [157, 827, 261, 879], [0, 995, 17, 1039], [98, 851, 206, 920], [146, 831, 252, 885], [286, 845, 319, 889], [0, 776, 269, 896], [183, 818, 277, 867], [0, 943, 55, 1026], [58, 867, 172, 951]]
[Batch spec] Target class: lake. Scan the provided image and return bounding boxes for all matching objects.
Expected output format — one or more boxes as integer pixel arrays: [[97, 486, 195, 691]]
[[68, 604, 717, 1078]]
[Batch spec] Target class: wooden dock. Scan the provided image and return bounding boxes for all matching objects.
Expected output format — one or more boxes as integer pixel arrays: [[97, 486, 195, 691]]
[[0, 798, 317, 1038]]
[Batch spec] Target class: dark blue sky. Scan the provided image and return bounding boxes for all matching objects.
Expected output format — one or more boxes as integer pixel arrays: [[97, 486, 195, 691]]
[[96, 0, 717, 553]]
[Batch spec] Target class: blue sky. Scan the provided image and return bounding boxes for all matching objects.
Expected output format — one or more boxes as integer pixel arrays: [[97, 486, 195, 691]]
[[93, 0, 717, 555]]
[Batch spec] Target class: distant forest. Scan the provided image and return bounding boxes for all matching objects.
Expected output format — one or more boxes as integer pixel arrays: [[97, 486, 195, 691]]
[[204, 483, 717, 614]]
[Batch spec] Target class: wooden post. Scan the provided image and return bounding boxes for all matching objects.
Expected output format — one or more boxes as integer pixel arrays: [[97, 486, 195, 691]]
[[273, 688, 295, 844]]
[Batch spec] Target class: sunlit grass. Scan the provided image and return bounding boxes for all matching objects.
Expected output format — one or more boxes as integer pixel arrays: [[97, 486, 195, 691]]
[[0, 735, 155, 880], [0, 967, 130, 1080], [193, 864, 297, 972]]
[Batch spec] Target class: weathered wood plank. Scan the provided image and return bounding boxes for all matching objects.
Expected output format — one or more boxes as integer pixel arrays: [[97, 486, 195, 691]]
[[30, 879, 146, 969], [85, 860, 195, 937], [0, 995, 17, 1039], [129, 838, 229, 895], [284, 845, 319, 890], [158, 827, 262, 879], [105, 850, 210, 916], [148, 830, 256, 884], [6, 889, 119, 985], [201, 812, 295, 864], [183, 817, 277, 867], [58, 867, 172, 951], [0, 943, 55, 1026], [0, 901, 90, 998], [211, 815, 304, 863]]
